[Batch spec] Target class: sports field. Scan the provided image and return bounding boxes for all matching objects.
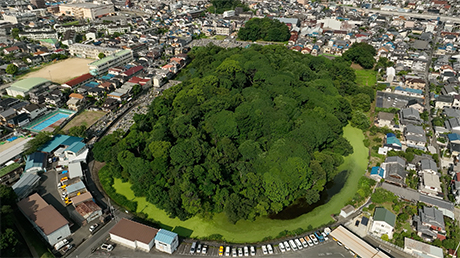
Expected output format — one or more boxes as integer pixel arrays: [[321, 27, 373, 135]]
[[113, 124, 368, 243], [23, 58, 93, 84], [63, 110, 107, 132]]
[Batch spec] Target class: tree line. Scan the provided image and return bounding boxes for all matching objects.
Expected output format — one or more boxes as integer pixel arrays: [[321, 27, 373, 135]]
[[238, 17, 290, 42], [93, 44, 375, 223]]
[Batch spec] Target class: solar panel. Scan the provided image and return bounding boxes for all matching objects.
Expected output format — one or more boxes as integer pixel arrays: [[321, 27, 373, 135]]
[[361, 216, 369, 226]]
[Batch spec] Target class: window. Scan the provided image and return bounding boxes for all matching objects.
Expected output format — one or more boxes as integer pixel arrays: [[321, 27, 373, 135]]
[[57, 236, 62, 240]]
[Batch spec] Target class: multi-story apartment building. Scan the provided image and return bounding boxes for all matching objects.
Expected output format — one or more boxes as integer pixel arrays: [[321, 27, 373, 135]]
[[2, 12, 37, 24], [88, 50, 133, 76], [59, 3, 114, 20], [69, 43, 119, 59]]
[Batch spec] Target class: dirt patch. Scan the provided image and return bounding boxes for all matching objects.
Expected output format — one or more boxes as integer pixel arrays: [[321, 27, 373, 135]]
[[351, 63, 363, 70], [23, 58, 94, 84], [63, 110, 107, 132]]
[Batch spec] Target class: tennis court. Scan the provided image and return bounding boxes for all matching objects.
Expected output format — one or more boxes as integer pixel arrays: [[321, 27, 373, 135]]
[[25, 109, 76, 133]]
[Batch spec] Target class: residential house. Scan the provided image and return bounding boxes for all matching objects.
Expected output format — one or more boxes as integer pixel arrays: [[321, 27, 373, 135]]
[[448, 133, 460, 156], [405, 124, 427, 151], [400, 108, 423, 125], [384, 133, 402, 151], [451, 172, 460, 204], [441, 84, 458, 95], [419, 172, 442, 197], [413, 206, 446, 241], [382, 156, 407, 187], [453, 95, 460, 109], [405, 78, 426, 90], [370, 207, 396, 239], [436, 95, 453, 109], [406, 100, 425, 113], [445, 117, 460, 134], [21, 103, 46, 120], [66, 93, 85, 111], [376, 112, 394, 128], [419, 159, 438, 174], [370, 166, 385, 181]]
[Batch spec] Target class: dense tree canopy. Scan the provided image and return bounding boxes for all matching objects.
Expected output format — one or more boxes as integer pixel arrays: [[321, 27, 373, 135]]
[[238, 17, 290, 42], [25, 131, 52, 155], [342, 42, 376, 69], [0, 185, 19, 256], [95, 44, 368, 223], [208, 0, 249, 14]]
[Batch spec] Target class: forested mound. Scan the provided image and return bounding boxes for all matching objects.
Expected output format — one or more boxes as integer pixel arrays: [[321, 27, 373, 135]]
[[93, 44, 372, 223]]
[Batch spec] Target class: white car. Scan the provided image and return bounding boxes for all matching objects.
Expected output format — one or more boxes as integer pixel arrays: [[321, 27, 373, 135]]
[[322, 232, 329, 241], [250, 246, 256, 256], [304, 236, 314, 247], [266, 244, 273, 254], [278, 242, 286, 253], [202, 245, 208, 254], [283, 241, 291, 251], [261, 245, 268, 255], [232, 247, 237, 257], [197, 244, 202, 254], [289, 240, 297, 251], [294, 239, 303, 250], [89, 223, 98, 233], [101, 244, 113, 252], [238, 247, 243, 257], [225, 246, 231, 256], [310, 234, 318, 245], [244, 246, 249, 256]]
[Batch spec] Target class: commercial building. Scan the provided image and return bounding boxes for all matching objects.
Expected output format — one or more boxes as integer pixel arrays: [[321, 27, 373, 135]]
[[59, 3, 114, 20], [39, 135, 88, 165], [2, 12, 37, 24], [61, 73, 94, 88], [110, 218, 158, 252], [69, 43, 119, 59], [6, 77, 51, 97], [17, 193, 71, 246], [330, 225, 391, 258], [404, 238, 443, 258], [155, 229, 179, 254], [24, 152, 47, 174], [88, 50, 133, 76]]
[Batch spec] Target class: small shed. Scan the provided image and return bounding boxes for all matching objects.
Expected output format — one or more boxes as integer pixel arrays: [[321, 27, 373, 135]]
[[154, 229, 179, 254], [339, 205, 355, 218]]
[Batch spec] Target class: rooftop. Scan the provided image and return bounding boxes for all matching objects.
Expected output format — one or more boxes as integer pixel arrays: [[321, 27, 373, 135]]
[[374, 207, 396, 227], [39, 135, 84, 153], [155, 229, 178, 245], [404, 238, 443, 258], [88, 50, 132, 68], [9, 77, 50, 92], [110, 218, 158, 245]]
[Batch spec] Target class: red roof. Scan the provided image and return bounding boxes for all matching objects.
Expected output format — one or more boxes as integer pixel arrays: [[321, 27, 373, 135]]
[[63, 73, 94, 87], [5, 46, 19, 52], [128, 76, 142, 83], [122, 65, 143, 77]]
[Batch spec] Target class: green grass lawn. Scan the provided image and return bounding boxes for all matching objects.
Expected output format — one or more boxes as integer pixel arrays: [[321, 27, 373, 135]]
[[355, 69, 377, 87], [113, 124, 368, 243], [213, 35, 227, 40]]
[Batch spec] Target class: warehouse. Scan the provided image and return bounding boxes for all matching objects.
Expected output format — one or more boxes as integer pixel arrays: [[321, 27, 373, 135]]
[[109, 218, 158, 252], [330, 225, 391, 258]]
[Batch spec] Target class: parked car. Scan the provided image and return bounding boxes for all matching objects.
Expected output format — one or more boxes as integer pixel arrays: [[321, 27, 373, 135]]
[[238, 247, 243, 257], [337, 241, 343, 246], [261, 245, 268, 255], [283, 241, 291, 251], [197, 243, 202, 254], [219, 246, 224, 256], [190, 242, 196, 254], [304, 236, 314, 247], [289, 240, 297, 251], [266, 244, 273, 254], [310, 234, 318, 245], [250, 246, 256, 256], [299, 237, 308, 248], [315, 232, 324, 242], [89, 223, 98, 233], [279, 242, 286, 253], [62, 244, 73, 253], [202, 245, 208, 254], [225, 246, 230, 256], [322, 232, 329, 241], [54, 239, 69, 250], [244, 246, 249, 256], [232, 247, 237, 257], [294, 238, 303, 250], [101, 244, 113, 252]]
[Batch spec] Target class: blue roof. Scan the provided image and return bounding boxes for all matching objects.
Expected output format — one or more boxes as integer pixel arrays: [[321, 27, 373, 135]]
[[66, 181, 86, 194], [154, 229, 177, 245], [386, 136, 401, 146], [25, 152, 46, 171], [394, 86, 423, 95], [387, 133, 396, 138], [39, 135, 84, 153], [370, 167, 385, 177], [66, 142, 86, 154], [448, 133, 460, 142]]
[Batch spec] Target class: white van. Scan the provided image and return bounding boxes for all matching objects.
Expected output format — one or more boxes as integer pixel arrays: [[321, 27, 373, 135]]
[[54, 239, 68, 250]]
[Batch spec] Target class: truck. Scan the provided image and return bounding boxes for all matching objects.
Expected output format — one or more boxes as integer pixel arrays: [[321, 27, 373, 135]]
[[315, 232, 325, 242]]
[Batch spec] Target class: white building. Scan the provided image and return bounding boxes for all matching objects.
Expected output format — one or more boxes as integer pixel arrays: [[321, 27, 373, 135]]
[[17, 193, 71, 246], [339, 205, 355, 218], [59, 3, 114, 20], [404, 238, 443, 258], [69, 43, 119, 59], [370, 207, 396, 239], [68, 162, 83, 179], [2, 12, 37, 24], [155, 229, 179, 254], [88, 50, 133, 76], [109, 218, 158, 252]]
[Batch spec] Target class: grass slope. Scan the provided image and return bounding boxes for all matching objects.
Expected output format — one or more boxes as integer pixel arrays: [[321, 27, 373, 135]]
[[113, 124, 368, 243], [355, 69, 377, 87], [63, 110, 106, 132]]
